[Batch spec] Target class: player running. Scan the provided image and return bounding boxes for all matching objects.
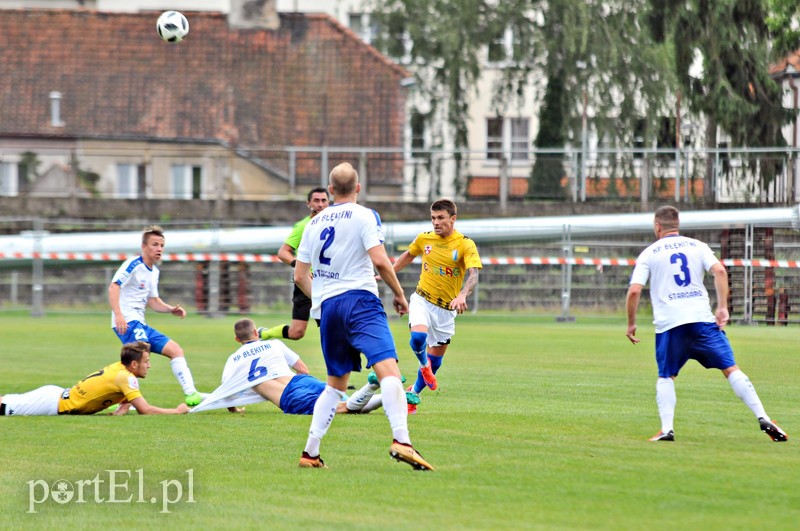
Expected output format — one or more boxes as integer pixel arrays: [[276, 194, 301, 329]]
[[390, 199, 482, 413]]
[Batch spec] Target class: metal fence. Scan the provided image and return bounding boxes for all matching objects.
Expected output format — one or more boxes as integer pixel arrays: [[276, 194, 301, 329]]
[[3, 226, 800, 325], [2, 144, 799, 205]]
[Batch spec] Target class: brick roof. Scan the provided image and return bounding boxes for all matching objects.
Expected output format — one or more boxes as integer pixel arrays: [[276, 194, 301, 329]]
[[0, 9, 409, 149]]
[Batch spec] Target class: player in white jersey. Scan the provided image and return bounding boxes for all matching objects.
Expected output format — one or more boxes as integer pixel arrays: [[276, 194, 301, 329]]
[[293, 162, 435, 471], [109, 225, 206, 406], [626, 206, 787, 443], [190, 319, 402, 415]]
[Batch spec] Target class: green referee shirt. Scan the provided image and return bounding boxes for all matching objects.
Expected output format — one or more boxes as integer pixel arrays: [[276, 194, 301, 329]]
[[285, 215, 311, 251]]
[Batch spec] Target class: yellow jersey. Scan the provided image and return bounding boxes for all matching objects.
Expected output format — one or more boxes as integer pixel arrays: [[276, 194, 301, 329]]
[[58, 362, 143, 415], [407, 229, 482, 309]]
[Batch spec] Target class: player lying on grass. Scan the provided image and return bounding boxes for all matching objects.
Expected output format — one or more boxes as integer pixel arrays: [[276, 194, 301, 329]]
[[0, 341, 189, 416], [189, 318, 419, 415]]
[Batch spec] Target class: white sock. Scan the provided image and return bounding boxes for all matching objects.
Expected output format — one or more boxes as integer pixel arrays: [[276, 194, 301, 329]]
[[728, 370, 768, 420], [656, 378, 676, 433], [346, 383, 377, 412], [380, 376, 410, 445], [304, 385, 343, 456], [360, 395, 383, 414], [169, 357, 197, 395]]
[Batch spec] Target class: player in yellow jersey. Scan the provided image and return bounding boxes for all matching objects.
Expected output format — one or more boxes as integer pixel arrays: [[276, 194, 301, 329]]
[[0, 341, 189, 416], [391, 199, 482, 413]]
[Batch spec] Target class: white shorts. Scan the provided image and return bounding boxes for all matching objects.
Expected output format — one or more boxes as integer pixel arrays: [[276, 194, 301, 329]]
[[408, 292, 457, 347], [1, 385, 63, 416]]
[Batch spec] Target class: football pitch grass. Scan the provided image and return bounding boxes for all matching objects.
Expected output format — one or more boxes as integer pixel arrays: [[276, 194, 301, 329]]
[[1, 310, 797, 529]]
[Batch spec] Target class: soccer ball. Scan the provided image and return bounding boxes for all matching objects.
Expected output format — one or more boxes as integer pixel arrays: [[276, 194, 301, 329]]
[[156, 11, 189, 43]]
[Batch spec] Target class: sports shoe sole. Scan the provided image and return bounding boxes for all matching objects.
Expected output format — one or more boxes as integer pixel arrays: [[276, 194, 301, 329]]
[[299, 456, 328, 469], [759, 418, 788, 442], [648, 430, 675, 442], [389, 442, 435, 471]]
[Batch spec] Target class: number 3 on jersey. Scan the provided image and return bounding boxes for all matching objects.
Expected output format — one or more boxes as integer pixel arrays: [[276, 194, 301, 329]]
[[670, 252, 691, 287], [319, 226, 335, 265]]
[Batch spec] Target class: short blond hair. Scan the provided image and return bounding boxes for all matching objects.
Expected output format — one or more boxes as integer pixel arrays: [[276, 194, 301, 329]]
[[142, 225, 165, 245]]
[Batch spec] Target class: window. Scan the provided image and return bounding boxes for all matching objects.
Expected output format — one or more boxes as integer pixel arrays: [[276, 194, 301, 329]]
[[116, 163, 147, 199], [487, 27, 522, 64], [486, 118, 504, 160], [348, 13, 379, 45], [0, 162, 18, 196], [410, 110, 426, 151], [510, 118, 529, 160], [486, 117, 529, 161], [487, 28, 508, 63], [350, 12, 411, 62], [171, 164, 202, 199]]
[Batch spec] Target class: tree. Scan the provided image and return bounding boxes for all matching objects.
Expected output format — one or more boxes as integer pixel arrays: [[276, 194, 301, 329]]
[[372, 1, 676, 198], [767, 0, 800, 59], [371, 0, 498, 196], [650, 0, 789, 149]]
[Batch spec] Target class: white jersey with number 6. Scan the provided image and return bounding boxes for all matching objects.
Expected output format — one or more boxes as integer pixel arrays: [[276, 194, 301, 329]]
[[296, 202, 384, 313], [190, 339, 300, 413], [629, 234, 719, 333]]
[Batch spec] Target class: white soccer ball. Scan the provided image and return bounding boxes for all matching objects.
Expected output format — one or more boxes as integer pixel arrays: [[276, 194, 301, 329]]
[[156, 11, 189, 43]]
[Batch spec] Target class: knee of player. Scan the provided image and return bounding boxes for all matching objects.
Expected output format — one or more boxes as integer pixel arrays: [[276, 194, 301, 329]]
[[161, 343, 185, 358], [409, 331, 428, 352]]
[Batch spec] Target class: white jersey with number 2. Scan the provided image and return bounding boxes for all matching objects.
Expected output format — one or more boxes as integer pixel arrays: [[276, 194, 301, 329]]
[[296, 202, 384, 313], [629, 234, 719, 333]]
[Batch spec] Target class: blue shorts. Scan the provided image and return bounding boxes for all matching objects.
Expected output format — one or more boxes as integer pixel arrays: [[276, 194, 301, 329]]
[[279, 374, 325, 415], [319, 290, 398, 377], [655, 322, 736, 378], [113, 321, 170, 354]]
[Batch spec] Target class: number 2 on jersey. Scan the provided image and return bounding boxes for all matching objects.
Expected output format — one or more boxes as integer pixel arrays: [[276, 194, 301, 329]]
[[670, 252, 691, 287], [319, 226, 335, 265]]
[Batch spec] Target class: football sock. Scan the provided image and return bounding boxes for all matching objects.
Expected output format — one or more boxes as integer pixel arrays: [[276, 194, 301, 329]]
[[429, 354, 443, 374], [305, 385, 343, 456], [360, 395, 383, 414], [412, 371, 425, 395], [346, 383, 377, 412], [170, 357, 197, 395], [410, 331, 429, 366], [259, 324, 287, 340], [380, 376, 410, 445], [728, 370, 768, 420], [656, 377, 676, 433]]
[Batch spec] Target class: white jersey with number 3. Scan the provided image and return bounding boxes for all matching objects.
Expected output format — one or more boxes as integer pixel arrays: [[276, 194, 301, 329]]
[[629, 234, 719, 333], [296, 202, 384, 313]]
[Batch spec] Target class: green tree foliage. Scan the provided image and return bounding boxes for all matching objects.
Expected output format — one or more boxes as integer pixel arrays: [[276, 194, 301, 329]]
[[372, 1, 794, 198], [767, 0, 800, 58], [650, 0, 789, 149], [371, 0, 675, 198], [371, 0, 493, 151]]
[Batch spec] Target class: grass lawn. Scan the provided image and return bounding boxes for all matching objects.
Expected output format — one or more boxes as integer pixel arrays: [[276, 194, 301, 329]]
[[1, 310, 798, 529]]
